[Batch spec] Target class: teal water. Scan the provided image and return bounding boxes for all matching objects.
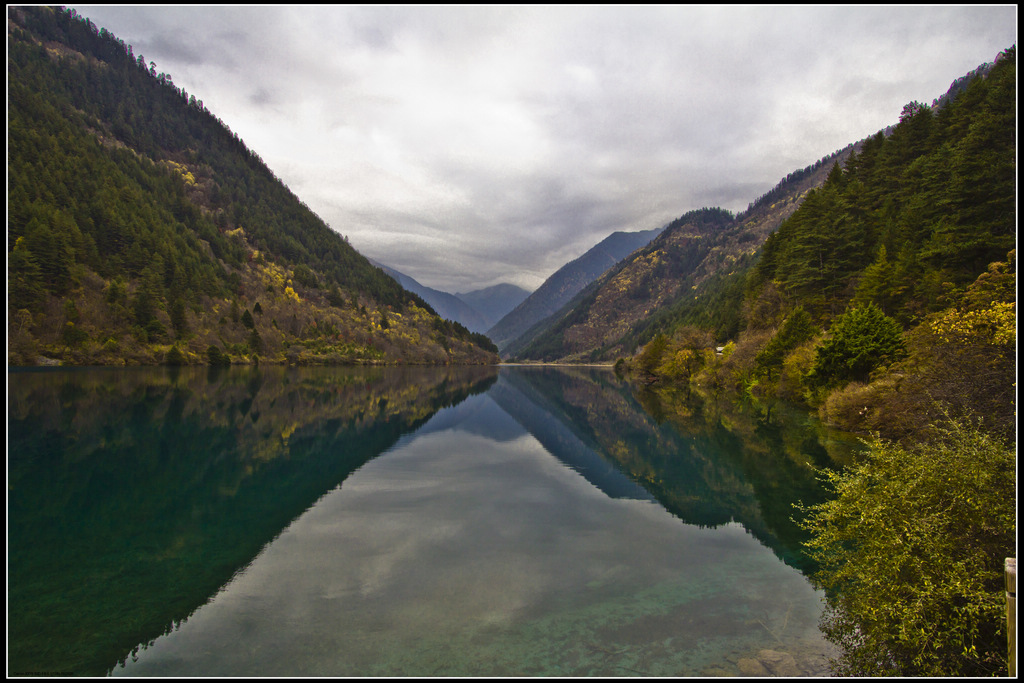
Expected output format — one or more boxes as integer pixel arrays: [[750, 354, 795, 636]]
[[8, 365, 853, 676]]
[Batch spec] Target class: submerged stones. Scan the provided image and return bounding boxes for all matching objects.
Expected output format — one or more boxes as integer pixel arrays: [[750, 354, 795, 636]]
[[733, 648, 830, 677]]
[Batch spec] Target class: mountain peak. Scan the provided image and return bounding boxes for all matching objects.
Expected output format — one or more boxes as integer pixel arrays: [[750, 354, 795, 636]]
[[489, 226, 664, 353]]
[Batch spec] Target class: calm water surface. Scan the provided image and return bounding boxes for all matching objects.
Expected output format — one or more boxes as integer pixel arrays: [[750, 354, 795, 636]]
[[8, 365, 856, 676]]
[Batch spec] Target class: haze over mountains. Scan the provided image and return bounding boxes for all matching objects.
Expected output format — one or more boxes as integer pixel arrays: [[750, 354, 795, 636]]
[[376, 226, 664, 347], [371, 260, 529, 334], [457, 284, 533, 332]]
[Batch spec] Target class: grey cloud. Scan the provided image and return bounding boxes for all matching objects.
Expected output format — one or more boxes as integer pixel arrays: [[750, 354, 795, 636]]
[[248, 87, 277, 108], [68, 5, 1017, 293], [146, 34, 207, 66]]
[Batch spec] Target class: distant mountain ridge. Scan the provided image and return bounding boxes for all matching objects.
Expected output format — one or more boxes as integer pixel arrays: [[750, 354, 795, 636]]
[[372, 260, 529, 334], [488, 226, 665, 353], [455, 283, 531, 331], [371, 260, 488, 332]]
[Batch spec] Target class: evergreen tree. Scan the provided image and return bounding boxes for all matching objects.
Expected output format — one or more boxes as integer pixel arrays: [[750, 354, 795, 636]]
[[806, 303, 906, 388]]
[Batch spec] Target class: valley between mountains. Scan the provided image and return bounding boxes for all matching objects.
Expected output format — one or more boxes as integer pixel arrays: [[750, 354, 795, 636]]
[[6, 6, 1016, 677]]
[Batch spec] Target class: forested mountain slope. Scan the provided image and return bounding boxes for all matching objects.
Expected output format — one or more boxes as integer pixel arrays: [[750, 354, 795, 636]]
[[626, 45, 1015, 443], [510, 145, 853, 362], [712, 47, 1013, 679], [7, 6, 497, 366], [514, 48, 1013, 370]]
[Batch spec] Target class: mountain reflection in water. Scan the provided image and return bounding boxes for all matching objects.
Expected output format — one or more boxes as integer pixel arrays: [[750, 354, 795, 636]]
[[8, 365, 852, 677]]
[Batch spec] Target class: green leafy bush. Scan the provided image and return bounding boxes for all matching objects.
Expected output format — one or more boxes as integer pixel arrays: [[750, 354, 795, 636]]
[[292, 264, 319, 289], [798, 419, 1015, 676]]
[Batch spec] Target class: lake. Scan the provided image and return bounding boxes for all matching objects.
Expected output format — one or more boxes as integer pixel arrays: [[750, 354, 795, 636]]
[[7, 364, 857, 676]]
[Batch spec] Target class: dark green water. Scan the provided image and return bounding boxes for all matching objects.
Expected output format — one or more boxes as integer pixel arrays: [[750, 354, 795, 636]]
[[8, 365, 856, 676]]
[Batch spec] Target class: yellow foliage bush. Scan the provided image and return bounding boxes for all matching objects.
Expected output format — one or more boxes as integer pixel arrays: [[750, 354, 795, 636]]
[[777, 340, 817, 403], [929, 301, 1015, 346], [259, 263, 289, 292], [164, 160, 196, 185]]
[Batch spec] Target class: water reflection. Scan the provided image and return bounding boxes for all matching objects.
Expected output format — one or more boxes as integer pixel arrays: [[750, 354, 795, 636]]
[[113, 392, 831, 676], [7, 365, 496, 676], [496, 366, 858, 573], [8, 365, 850, 677]]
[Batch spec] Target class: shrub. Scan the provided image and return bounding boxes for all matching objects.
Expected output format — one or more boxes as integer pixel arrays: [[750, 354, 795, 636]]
[[170, 298, 189, 335], [818, 380, 881, 431], [145, 319, 167, 342], [723, 328, 772, 388], [60, 322, 89, 349], [657, 327, 715, 382], [798, 419, 1015, 676], [292, 264, 319, 289], [636, 333, 669, 378], [776, 340, 817, 403], [823, 307, 1016, 445]]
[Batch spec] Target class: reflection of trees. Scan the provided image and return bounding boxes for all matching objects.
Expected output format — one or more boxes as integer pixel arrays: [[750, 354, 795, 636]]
[[7, 365, 496, 677], [632, 385, 859, 570], [507, 367, 855, 574]]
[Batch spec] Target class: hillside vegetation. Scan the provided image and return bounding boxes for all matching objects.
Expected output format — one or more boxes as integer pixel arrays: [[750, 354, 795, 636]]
[[623, 46, 1015, 442], [7, 6, 497, 366]]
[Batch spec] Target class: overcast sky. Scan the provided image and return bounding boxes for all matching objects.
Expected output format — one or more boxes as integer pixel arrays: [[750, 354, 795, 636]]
[[68, 5, 1016, 293]]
